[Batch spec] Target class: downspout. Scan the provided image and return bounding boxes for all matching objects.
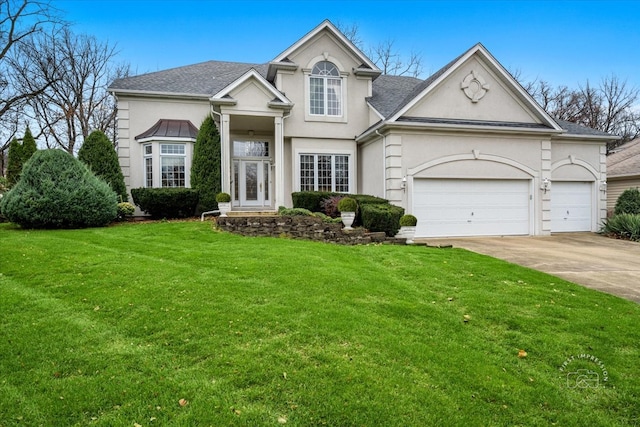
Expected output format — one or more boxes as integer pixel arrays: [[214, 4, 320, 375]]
[[375, 129, 386, 199]]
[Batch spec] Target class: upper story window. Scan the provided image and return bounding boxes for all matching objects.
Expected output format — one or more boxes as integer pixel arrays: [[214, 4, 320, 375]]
[[309, 61, 342, 117]]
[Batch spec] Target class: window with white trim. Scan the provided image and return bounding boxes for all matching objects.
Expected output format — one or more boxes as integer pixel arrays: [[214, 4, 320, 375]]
[[160, 143, 186, 187], [309, 61, 342, 116], [143, 144, 153, 188], [299, 154, 349, 192]]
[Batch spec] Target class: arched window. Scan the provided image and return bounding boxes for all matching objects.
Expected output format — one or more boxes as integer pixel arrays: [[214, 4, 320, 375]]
[[309, 61, 342, 116]]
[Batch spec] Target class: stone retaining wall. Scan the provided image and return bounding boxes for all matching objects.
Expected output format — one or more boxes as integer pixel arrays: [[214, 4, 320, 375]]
[[216, 215, 406, 245]]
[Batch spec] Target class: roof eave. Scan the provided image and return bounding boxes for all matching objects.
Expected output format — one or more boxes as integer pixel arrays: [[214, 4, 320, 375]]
[[267, 61, 299, 81], [110, 88, 211, 100]]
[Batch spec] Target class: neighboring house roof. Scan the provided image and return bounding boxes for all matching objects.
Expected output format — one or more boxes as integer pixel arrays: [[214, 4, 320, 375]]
[[110, 61, 268, 97], [135, 119, 199, 140], [607, 138, 640, 178]]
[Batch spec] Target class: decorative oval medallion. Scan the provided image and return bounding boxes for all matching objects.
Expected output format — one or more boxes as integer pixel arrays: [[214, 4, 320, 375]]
[[461, 70, 490, 103]]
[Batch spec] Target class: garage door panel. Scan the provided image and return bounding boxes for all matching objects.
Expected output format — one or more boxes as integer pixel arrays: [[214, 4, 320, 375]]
[[414, 179, 531, 238], [551, 182, 592, 232]]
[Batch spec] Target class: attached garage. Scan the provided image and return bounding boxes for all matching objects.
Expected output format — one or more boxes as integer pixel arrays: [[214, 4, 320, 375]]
[[551, 181, 593, 232], [413, 179, 531, 238]]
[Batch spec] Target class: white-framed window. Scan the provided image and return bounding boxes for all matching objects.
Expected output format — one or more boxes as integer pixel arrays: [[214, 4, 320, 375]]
[[142, 142, 191, 188], [299, 154, 350, 192], [160, 144, 186, 187], [143, 144, 153, 188], [309, 61, 342, 117]]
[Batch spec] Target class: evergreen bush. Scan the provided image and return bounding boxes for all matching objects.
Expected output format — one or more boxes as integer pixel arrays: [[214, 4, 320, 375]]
[[614, 188, 640, 215], [78, 130, 128, 202], [0, 149, 117, 228], [337, 197, 358, 212], [191, 116, 221, 215], [361, 203, 404, 236], [131, 187, 199, 219], [399, 214, 418, 227]]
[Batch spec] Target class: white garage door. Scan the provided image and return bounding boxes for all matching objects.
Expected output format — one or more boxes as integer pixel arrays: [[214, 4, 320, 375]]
[[413, 179, 531, 238], [551, 182, 592, 232]]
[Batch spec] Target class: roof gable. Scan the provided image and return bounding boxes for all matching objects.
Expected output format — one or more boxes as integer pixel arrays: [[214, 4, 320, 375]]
[[268, 20, 380, 79], [387, 43, 562, 131], [211, 68, 292, 110]]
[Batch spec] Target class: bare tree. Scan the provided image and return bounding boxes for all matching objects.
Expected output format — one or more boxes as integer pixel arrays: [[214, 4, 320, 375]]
[[24, 27, 129, 154], [336, 22, 423, 78], [0, 0, 59, 174], [523, 75, 640, 150]]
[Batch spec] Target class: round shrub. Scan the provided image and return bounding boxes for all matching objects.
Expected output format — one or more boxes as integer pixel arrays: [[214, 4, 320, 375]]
[[0, 149, 117, 228], [399, 214, 418, 226], [216, 192, 231, 203], [117, 202, 135, 220], [614, 188, 640, 215], [337, 197, 358, 212]]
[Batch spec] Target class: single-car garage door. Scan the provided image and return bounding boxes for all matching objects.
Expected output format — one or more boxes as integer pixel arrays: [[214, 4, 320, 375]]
[[551, 181, 592, 232], [413, 179, 531, 238]]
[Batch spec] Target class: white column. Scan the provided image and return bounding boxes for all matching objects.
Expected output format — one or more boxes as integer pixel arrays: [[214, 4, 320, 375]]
[[274, 116, 284, 208], [221, 114, 231, 193]]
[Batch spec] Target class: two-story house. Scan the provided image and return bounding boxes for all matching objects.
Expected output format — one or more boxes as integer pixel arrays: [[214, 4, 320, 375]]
[[109, 20, 615, 238]]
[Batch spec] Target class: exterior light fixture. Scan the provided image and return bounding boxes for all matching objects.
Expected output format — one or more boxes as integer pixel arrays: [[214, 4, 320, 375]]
[[600, 181, 607, 192], [541, 178, 550, 193], [401, 176, 407, 190]]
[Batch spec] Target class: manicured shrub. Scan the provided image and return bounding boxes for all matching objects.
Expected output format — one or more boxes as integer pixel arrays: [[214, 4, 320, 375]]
[[601, 213, 640, 241], [361, 203, 404, 236], [191, 116, 221, 215], [117, 202, 135, 221], [278, 207, 314, 216], [0, 149, 117, 228], [614, 188, 640, 215], [131, 187, 199, 219], [399, 214, 418, 227], [292, 191, 336, 212], [78, 130, 127, 202], [215, 192, 231, 203], [312, 211, 343, 223], [337, 196, 358, 212]]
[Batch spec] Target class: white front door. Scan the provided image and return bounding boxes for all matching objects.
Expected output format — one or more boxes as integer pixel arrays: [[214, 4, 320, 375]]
[[551, 182, 592, 232], [237, 159, 271, 207]]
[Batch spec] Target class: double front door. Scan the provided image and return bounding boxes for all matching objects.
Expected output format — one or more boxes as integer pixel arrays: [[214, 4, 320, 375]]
[[234, 159, 271, 207]]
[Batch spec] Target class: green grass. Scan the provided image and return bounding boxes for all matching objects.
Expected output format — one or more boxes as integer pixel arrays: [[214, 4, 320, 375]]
[[1, 221, 639, 426]]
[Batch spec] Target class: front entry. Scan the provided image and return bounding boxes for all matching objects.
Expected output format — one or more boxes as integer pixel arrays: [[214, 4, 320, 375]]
[[234, 159, 271, 207], [232, 140, 272, 209]]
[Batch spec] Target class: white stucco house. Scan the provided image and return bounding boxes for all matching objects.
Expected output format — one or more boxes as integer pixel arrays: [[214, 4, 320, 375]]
[[109, 20, 616, 238]]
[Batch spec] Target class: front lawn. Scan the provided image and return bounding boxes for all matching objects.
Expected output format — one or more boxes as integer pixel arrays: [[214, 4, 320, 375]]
[[1, 221, 638, 426]]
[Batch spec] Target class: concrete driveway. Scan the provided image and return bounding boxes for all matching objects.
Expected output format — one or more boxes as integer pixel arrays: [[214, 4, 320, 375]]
[[420, 233, 640, 303]]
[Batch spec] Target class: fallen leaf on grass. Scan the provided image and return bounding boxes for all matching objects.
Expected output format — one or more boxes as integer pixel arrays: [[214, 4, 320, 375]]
[[278, 415, 288, 424], [178, 398, 188, 407], [517, 349, 528, 358], [463, 314, 471, 323]]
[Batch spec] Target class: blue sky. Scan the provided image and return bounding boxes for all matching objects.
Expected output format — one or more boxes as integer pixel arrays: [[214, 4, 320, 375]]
[[53, 0, 639, 90]]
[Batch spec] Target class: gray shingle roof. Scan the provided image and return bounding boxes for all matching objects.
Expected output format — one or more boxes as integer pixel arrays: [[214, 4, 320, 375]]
[[607, 138, 640, 177], [369, 74, 422, 117], [109, 61, 268, 96], [554, 119, 616, 138]]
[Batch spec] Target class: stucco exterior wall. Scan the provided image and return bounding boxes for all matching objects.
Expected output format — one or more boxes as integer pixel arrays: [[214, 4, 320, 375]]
[[116, 96, 209, 194], [358, 138, 384, 198], [406, 58, 541, 124], [275, 33, 372, 140]]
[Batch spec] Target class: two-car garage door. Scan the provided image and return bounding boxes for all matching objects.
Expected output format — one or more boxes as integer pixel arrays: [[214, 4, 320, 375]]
[[413, 179, 531, 238], [413, 179, 593, 238]]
